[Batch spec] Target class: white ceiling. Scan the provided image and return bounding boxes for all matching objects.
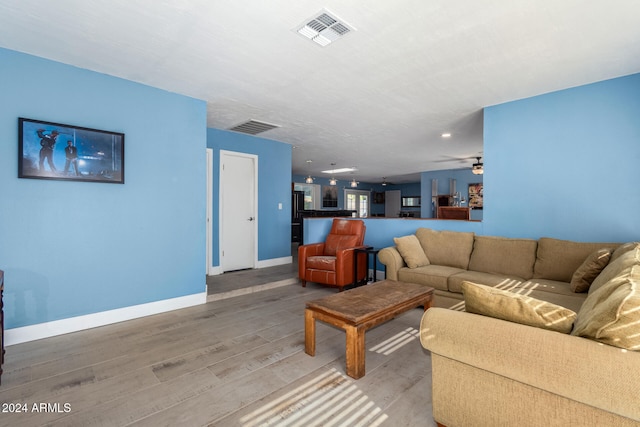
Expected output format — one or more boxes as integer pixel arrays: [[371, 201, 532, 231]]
[[1, 1, 639, 183]]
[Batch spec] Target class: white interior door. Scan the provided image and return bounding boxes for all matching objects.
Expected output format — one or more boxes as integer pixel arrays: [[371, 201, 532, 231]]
[[220, 150, 257, 272], [385, 190, 401, 217], [206, 148, 213, 275]]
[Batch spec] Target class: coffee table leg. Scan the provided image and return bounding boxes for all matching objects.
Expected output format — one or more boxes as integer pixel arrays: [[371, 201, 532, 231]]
[[345, 325, 365, 379], [305, 309, 316, 356]]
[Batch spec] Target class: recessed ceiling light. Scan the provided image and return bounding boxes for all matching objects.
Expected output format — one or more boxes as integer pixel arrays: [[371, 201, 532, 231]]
[[441, 133, 451, 138]]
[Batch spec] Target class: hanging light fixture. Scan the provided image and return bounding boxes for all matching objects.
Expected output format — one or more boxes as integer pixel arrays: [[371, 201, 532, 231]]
[[305, 160, 314, 183], [329, 162, 337, 185], [472, 157, 484, 175], [350, 178, 358, 188]]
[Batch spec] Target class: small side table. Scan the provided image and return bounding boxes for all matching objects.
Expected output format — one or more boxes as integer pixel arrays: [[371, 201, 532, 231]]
[[354, 246, 383, 285]]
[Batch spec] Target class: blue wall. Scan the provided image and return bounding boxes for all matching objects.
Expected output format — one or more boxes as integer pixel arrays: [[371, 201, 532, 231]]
[[0, 48, 207, 329], [207, 129, 292, 266], [484, 73, 640, 242], [305, 73, 640, 252]]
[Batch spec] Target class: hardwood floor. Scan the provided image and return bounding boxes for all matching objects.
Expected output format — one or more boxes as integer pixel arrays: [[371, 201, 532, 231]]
[[0, 274, 435, 426]]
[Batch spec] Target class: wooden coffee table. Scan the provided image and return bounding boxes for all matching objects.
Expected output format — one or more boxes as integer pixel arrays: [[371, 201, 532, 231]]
[[304, 280, 434, 379]]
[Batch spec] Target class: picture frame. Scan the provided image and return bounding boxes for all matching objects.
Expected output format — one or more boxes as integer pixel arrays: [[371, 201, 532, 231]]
[[468, 183, 483, 209], [18, 117, 125, 184], [322, 185, 338, 208]]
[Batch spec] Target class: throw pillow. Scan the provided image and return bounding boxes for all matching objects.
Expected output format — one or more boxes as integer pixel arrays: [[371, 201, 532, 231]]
[[610, 241, 640, 263], [589, 245, 640, 295], [394, 235, 430, 268], [571, 264, 640, 351], [462, 281, 577, 334], [570, 248, 613, 293]]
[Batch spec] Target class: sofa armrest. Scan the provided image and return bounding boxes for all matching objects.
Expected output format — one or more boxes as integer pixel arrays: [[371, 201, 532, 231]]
[[298, 243, 325, 278], [335, 245, 367, 286], [378, 246, 405, 281], [420, 308, 640, 421]]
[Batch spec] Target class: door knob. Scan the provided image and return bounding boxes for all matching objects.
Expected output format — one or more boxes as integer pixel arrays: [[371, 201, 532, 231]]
[[248, 217, 255, 221]]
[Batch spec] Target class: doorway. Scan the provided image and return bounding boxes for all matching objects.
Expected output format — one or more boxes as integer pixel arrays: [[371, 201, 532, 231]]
[[385, 190, 401, 217], [344, 189, 370, 217], [220, 150, 257, 272]]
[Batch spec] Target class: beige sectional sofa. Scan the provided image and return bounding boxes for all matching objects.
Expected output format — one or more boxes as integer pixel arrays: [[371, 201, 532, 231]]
[[378, 228, 640, 426], [378, 228, 618, 312]]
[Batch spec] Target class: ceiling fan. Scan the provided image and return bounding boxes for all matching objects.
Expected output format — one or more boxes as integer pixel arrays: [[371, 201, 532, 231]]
[[433, 155, 478, 164], [380, 177, 393, 186], [471, 157, 484, 175]]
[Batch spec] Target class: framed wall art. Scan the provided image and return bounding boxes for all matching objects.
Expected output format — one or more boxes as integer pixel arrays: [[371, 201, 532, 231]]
[[18, 117, 125, 184], [468, 183, 483, 209], [322, 185, 338, 208]]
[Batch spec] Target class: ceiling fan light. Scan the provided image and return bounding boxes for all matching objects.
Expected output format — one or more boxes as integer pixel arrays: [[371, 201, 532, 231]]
[[472, 164, 484, 174], [329, 177, 337, 186], [350, 179, 358, 188], [305, 175, 314, 183]]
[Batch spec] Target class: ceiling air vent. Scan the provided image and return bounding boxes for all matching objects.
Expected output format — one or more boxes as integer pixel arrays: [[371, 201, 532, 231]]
[[228, 120, 280, 135], [296, 10, 354, 47]]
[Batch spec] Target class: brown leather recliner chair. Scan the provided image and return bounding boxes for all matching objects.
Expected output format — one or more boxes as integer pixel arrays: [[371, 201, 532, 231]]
[[298, 218, 367, 291]]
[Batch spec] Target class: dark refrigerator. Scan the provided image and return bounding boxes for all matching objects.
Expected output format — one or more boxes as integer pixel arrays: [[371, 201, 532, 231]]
[[291, 190, 305, 243]]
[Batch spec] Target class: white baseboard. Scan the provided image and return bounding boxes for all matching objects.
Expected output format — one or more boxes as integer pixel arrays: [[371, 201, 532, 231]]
[[5, 292, 207, 346], [207, 277, 299, 302], [256, 256, 292, 269], [208, 256, 293, 276], [208, 265, 223, 276]]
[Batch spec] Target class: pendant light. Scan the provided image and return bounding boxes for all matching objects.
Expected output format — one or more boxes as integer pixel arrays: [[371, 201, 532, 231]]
[[305, 160, 314, 183], [329, 163, 337, 186]]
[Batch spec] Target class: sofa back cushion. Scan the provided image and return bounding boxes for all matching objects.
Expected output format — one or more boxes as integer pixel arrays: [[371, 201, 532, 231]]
[[415, 228, 474, 269], [324, 234, 360, 256], [533, 237, 619, 282], [571, 246, 640, 350], [468, 236, 537, 279]]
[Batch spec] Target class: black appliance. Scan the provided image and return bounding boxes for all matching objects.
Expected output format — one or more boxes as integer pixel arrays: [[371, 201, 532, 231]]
[[291, 191, 304, 243]]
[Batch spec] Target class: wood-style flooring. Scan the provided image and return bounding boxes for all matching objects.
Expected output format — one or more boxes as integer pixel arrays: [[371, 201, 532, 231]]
[[1, 261, 436, 426]]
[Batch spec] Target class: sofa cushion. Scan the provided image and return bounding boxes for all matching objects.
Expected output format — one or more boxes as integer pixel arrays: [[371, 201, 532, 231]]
[[517, 279, 576, 297], [394, 235, 429, 268], [306, 255, 336, 271], [415, 228, 474, 269], [468, 235, 537, 279], [462, 281, 577, 333], [590, 247, 640, 295], [398, 265, 464, 291], [571, 262, 640, 351], [448, 270, 525, 294], [533, 237, 618, 282], [570, 248, 613, 293], [510, 279, 588, 312], [324, 234, 360, 256]]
